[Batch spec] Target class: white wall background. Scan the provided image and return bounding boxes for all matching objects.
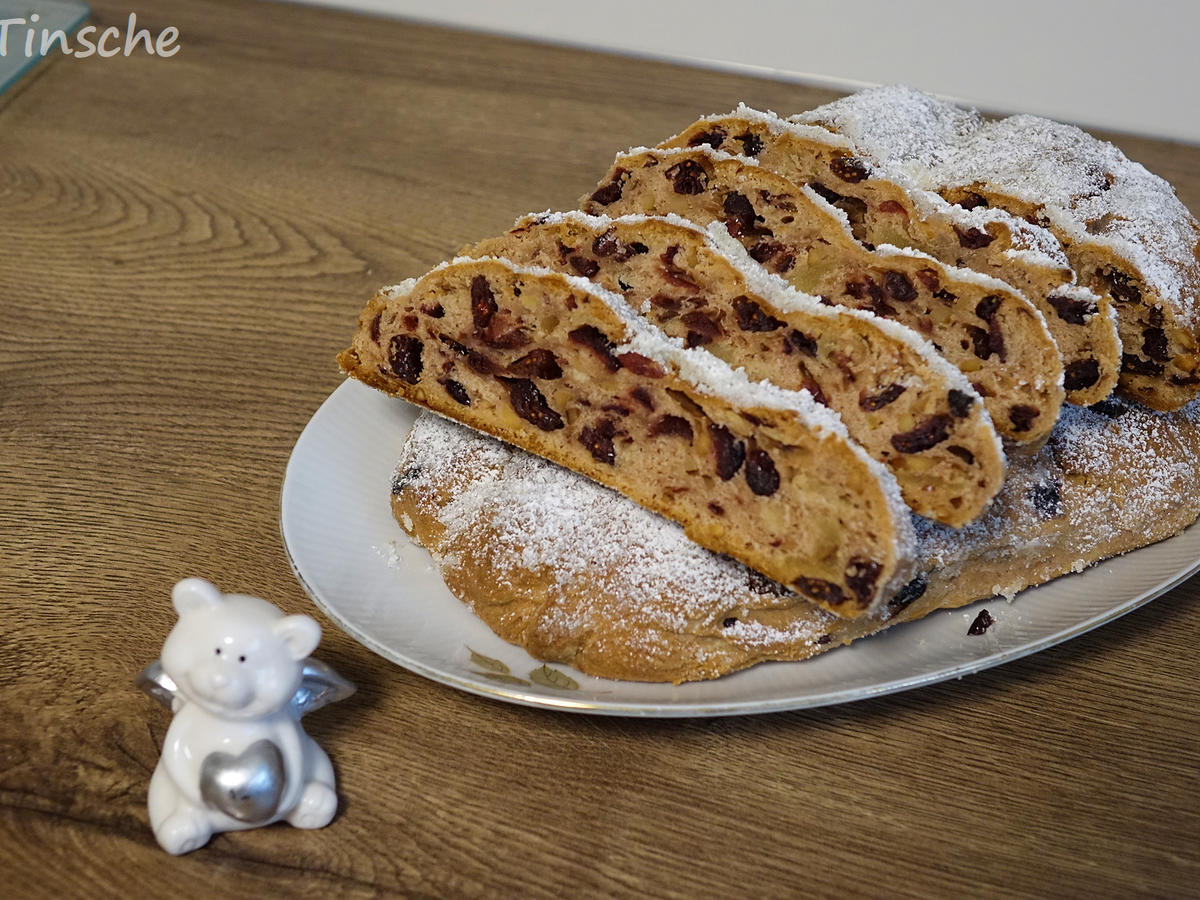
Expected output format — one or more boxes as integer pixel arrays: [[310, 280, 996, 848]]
[[288, 0, 1200, 144]]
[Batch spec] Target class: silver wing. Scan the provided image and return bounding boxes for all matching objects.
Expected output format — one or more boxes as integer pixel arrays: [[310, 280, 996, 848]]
[[134, 657, 355, 717]]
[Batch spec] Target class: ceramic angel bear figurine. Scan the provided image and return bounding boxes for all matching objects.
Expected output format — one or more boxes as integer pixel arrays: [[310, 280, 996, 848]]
[[138, 578, 354, 855]]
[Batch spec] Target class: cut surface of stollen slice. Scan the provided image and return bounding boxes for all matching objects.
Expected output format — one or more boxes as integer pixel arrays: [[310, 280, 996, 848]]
[[338, 255, 916, 617], [464, 209, 1005, 526], [660, 104, 1120, 405], [580, 145, 1065, 446]]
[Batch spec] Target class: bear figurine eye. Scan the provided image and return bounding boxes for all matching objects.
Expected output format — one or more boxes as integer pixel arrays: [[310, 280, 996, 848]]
[[238, 655, 246, 663], [214, 647, 221, 655]]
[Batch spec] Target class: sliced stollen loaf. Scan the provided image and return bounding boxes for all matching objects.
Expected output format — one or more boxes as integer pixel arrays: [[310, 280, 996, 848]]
[[463, 210, 1005, 526], [799, 85, 1200, 411], [338, 256, 916, 617], [580, 145, 1065, 445], [660, 104, 1121, 405], [391, 396, 1200, 683]]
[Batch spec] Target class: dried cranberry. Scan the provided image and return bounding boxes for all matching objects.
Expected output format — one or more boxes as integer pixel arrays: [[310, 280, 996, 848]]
[[845, 558, 882, 608], [722, 192, 769, 238], [830, 155, 869, 183], [878, 200, 907, 216], [659, 245, 702, 290], [734, 131, 764, 156], [884, 271, 917, 302], [649, 414, 694, 441], [682, 310, 723, 346], [1047, 293, 1096, 325], [569, 255, 600, 277], [955, 226, 995, 249], [387, 335, 423, 384], [915, 268, 941, 293], [975, 295, 1002, 321], [592, 229, 635, 261], [748, 240, 786, 263], [732, 296, 785, 332], [744, 448, 780, 496], [1104, 268, 1141, 303], [617, 352, 665, 378], [440, 378, 470, 405], [1029, 480, 1062, 517], [589, 168, 627, 206], [709, 424, 746, 480], [891, 413, 953, 453], [859, 383, 906, 411], [422, 303, 445, 318], [482, 327, 530, 350], [499, 377, 564, 431], [686, 127, 726, 149], [948, 389, 975, 417], [888, 574, 928, 610], [1063, 359, 1101, 391], [784, 329, 818, 357], [795, 576, 848, 608], [967, 609, 994, 635], [470, 275, 497, 333], [402, 314, 419, 331], [507, 348, 562, 380], [665, 159, 708, 195], [1122, 353, 1164, 377], [1008, 404, 1039, 432], [1142, 327, 1169, 362], [569, 325, 621, 372], [579, 417, 617, 464], [369, 311, 382, 343]]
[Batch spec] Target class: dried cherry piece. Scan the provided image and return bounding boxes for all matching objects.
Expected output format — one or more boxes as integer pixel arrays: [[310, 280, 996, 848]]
[[616, 352, 665, 378], [630, 386, 655, 410], [369, 311, 383, 343], [888, 574, 928, 610], [795, 576, 848, 609], [440, 378, 470, 406], [830, 155, 869, 183], [507, 348, 562, 380], [402, 314, 419, 331], [748, 240, 786, 263], [975, 295, 1002, 321], [859, 383, 906, 411], [967, 609, 994, 635], [1142, 327, 1170, 362], [470, 275, 497, 333], [1104, 268, 1141, 303], [682, 310, 723, 346], [722, 192, 769, 238], [883, 271, 917, 302], [709, 424, 746, 480], [877, 200, 907, 216], [948, 389, 975, 418], [1008, 404, 1040, 432], [569, 325, 622, 372], [388, 335, 424, 384], [956, 192, 989, 210], [784, 329, 818, 357], [499, 377, 564, 431], [659, 245, 702, 290], [891, 413, 953, 453], [649, 414, 694, 441], [915, 268, 941, 293], [1047, 293, 1096, 324], [589, 167, 627, 206], [744, 448, 780, 496], [845, 558, 883, 608], [422, 303, 445, 318], [946, 445, 975, 465], [734, 131, 764, 156], [592, 229, 636, 261], [569, 255, 600, 277], [1028, 480, 1062, 518], [665, 159, 708, 195], [954, 225, 995, 249], [579, 417, 617, 464], [1122, 353, 1164, 377], [1063, 359, 1101, 391], [732, 296, 785, 332], [687, 128, 726, 149]]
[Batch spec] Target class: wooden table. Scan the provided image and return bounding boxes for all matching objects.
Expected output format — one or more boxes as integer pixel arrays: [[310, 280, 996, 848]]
[[2, 1, 1197, 895]]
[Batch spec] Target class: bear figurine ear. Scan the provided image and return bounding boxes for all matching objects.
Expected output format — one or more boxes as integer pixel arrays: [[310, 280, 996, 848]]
[[274, 614, 321, 661], [171, 578, 225, 617]]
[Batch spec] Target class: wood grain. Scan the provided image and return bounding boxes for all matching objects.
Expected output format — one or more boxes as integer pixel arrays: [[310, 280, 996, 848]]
[[1, 1, 1197, 896]]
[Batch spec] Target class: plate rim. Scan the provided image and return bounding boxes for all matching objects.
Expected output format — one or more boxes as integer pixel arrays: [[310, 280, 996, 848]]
[[281, 380, 1200, 718]]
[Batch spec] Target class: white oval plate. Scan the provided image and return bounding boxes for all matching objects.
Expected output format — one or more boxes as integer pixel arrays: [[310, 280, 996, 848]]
[[281, 380, 1200, 717]]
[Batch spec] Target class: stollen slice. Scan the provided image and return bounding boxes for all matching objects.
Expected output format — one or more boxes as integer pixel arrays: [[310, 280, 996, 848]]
[[660, 104, 1120, 405], [580, 144, 1065, 445], [464, 210, 1005, 526], [338, 256, 916, 617]]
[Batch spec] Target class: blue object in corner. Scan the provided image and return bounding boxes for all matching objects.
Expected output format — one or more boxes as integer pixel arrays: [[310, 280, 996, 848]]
[[0, 1, 89, 96]]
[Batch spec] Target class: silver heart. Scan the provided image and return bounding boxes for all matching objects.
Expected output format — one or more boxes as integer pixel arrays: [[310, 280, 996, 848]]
[[199, 739, 286, 824]]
